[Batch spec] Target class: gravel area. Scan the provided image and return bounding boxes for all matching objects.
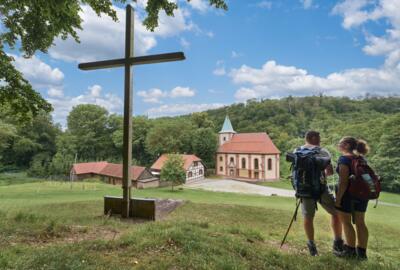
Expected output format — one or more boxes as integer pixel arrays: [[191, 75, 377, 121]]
[[185, 179, 295, 197]]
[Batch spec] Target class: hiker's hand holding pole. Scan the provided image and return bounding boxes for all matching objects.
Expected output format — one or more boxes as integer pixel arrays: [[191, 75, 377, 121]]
[[325, 164, 333, 177], [335, 199, 341, 209]]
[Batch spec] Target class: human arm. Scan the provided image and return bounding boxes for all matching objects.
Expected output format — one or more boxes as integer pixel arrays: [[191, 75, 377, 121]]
[[320, 148, 333, 176], [325, 164, 334, 177], [335, 164, 350, 208]]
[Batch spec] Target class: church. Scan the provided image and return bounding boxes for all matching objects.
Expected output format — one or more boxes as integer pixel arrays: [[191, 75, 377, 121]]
[[216, 116, 280, 181]]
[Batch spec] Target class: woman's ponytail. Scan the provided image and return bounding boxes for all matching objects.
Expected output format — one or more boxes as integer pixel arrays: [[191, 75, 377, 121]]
[[356, 139, 369, 155], [339, 136, 369, 155]]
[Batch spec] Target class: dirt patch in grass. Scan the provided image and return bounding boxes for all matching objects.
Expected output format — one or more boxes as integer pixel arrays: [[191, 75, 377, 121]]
[[2, 225, 124, 247]]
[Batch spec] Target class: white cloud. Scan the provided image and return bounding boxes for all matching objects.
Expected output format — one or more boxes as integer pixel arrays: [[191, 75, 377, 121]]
[[10, 54, 64, 89], [49, 5, 193, 63], [213, 67, 226, 76], [138, 86, 195, 103], [213, 60, 226, 76], [301, 0, 314, 9], [332, 0, 377, 29], [180, 37, 190, 49], [170, 86, 195, 97], [89, 84, 102, 97], [229, 60, 400, 100], [257, 1, 272, 9], [47, 84, 123, 127], [208, 89, 222, 94], [206, 31, 215, 38], [187, 0, 209, 12], [146, 103, 225, 117], [228, 0, 400, 101], [137, 88, 167, 103], [333, 0, 400, 69], [231, 50, 243, 58], [47, 87, 64, 98]]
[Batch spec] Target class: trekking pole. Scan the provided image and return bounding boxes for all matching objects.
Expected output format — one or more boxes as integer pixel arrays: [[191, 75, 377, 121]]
[[280, 199, 301, 248]]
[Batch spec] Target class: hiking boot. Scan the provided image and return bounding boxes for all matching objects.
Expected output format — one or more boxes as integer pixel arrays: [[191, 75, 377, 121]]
[[336, 244, 357, 259], [307, 241, 319, 256], [356, 247, 368, 260], [332, 239, 344, 256]]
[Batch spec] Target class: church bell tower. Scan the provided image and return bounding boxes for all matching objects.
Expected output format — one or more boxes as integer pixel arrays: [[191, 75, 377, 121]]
[[219, 115, 236, 146]]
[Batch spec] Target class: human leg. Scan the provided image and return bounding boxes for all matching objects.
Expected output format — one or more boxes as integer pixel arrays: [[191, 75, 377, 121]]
[[320, 190, 343, 240], [304, 216, 314, 241], [301, 198, 318, 256], [354, 212, 368, 248], [338, 211, 356, 247], [319, 188, 343, 252], [354, 211, 368, 260], [334, 211, 357, 258]]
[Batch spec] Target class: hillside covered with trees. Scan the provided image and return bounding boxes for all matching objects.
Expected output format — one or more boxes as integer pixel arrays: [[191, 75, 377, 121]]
[[1, 95, 399, 192]]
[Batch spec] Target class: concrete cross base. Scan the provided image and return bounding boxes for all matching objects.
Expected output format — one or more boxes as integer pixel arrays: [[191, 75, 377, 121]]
[[104, 196, 184, 220]]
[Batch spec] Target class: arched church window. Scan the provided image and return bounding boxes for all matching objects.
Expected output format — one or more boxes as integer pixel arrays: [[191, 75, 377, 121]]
[[268, 158, 272, 170], [254, 159, 259, 170]]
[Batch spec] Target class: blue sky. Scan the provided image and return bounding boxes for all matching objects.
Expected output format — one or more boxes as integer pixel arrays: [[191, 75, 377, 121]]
[[7, 0, 400, 126]]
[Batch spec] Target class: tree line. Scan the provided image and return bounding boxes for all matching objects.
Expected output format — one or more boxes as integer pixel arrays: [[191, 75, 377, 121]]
[[0, 95, 399, 192]]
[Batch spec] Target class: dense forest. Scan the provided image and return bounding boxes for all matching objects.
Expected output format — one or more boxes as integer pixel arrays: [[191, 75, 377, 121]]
[[1, 95, 399, 192]]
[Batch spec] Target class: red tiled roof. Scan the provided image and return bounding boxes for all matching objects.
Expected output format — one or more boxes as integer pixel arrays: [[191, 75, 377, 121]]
[[217, 132, 280, 154], [72, 162, 147, 181], [151, 154, 202, 171], [72, 161, 108, 175], [99, 163, 146, 181]]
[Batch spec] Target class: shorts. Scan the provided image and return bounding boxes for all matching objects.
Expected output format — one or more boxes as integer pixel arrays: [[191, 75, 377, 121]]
[[301, 187, 336, 218], [336, 192, 368, 213]]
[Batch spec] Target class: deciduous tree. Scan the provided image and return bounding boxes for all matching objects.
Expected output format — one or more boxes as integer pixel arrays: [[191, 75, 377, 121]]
[[160, 154, 186, 191]]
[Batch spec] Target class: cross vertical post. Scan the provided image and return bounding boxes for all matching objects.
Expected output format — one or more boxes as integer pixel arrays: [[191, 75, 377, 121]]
[[78, 4, 185, 219], [121, 5, 134, 218]]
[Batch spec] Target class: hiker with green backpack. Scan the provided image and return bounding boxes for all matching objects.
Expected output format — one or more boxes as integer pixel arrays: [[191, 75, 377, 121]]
[[335, 137, 381, 260]]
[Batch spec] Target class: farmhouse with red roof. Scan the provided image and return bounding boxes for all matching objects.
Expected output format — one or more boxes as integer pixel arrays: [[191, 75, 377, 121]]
[[151, 154, 205, 183], [216, 116, 280, 181], [70, 162, 159, 189]]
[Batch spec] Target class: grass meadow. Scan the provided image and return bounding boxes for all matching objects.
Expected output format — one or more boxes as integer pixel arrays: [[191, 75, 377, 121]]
[[0, 173, 399, 269]]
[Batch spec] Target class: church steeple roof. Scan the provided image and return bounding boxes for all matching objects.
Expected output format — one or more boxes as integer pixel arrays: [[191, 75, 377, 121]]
[[219, 115, 236, 134]]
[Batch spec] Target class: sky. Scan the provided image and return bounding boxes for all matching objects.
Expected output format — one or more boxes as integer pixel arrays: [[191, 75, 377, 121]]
[[7, 0, 400, 126]]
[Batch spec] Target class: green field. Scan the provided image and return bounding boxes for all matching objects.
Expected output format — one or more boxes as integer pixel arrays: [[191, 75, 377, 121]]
[[0, 173, 399, 269]]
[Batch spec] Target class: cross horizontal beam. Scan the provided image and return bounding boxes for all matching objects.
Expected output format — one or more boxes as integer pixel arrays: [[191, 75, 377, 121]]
[[78, 52, 185, 70]]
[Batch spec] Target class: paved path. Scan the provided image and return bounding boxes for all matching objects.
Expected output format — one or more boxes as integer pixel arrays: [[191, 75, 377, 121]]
[[185, 179, 295, 197], [185, 179, 400, 207]]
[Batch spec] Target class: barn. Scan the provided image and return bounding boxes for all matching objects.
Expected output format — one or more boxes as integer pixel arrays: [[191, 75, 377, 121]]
[[150, 154, 205, 183], [70, 162, 159, 189]]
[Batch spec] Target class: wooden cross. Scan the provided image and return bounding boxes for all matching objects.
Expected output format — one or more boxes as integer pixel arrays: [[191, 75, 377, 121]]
[[78, 4, 185, 218]]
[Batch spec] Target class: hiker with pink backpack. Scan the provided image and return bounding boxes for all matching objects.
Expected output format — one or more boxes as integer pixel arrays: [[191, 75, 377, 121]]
[[335, 137, 381, 260]]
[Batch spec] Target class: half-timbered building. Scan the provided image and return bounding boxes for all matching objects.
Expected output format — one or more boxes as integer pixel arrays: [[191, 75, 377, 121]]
[[150, 154, 205, 183]]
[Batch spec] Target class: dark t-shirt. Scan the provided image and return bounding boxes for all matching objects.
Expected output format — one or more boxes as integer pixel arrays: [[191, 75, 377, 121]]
[[336, 155, 353, 175]]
